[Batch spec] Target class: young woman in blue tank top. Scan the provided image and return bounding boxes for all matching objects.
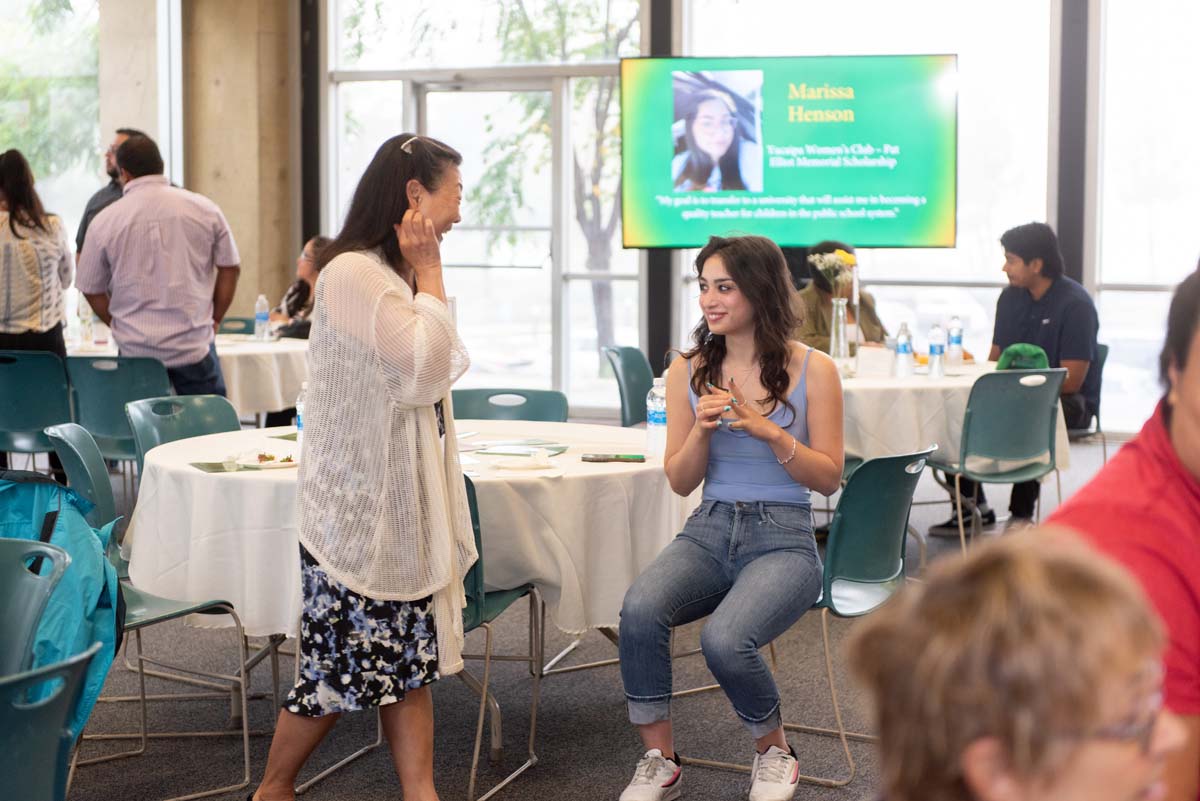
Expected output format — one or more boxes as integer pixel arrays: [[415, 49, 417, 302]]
[[617, 235, 844, 801]]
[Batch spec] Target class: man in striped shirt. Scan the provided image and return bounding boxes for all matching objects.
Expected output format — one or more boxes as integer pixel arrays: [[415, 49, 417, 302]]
[[77, 134, 240, 396]]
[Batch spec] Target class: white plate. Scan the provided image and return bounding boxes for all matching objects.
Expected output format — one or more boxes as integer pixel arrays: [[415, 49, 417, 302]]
[[236, 455, 299, 469]]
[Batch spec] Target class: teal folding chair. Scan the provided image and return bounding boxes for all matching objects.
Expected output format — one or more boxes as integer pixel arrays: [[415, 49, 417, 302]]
[[0, 538, 71, 676], [1067, 342, 1109, 463], [44, 424, 123, 575], [681, 447, 935, 788], [0, 351, 72, 471], [70, 545, 251, 800], [65, 356, 170, 463], [0, 642, 101, 801], [460, 475, 542, 801], [124, 395, 241, 473], [928, 369, 1067, 553], [602, 346, 654, 427], [452, 389, 568, 422], [217, 316, 254, 335]]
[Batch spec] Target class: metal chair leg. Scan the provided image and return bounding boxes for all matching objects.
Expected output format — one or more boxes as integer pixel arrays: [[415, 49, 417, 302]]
[[955, 475, 968, 555], [294, 711, 383, 795], [681, 610, 859, 787]]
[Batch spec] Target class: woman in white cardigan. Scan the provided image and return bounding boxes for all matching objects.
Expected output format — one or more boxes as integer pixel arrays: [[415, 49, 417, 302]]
[[250, 134, 473, 801]]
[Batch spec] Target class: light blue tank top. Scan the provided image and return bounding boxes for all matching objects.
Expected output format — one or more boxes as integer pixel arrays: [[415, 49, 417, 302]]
[[688, 348, 814, 505]]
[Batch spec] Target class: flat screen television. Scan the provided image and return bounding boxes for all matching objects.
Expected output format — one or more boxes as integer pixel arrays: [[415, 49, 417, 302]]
[[620, 55, 958, 249]]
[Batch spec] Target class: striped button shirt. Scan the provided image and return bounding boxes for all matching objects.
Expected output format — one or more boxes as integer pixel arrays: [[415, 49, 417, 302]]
[[76, 175, 240, 368], [0, 212, 74, 334]]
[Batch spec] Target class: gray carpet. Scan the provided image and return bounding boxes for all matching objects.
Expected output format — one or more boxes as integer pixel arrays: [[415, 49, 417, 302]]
[[64, 437, 1114, 801]]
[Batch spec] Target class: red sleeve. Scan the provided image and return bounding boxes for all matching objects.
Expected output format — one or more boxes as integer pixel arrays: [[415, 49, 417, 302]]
[[1057, 507, 1200, 714]]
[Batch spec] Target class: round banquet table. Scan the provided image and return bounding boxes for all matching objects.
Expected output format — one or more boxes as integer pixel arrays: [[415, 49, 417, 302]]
[[841, 361, 1070, 469], [68, 333, 309, 417], [125, 420, 693, 637]]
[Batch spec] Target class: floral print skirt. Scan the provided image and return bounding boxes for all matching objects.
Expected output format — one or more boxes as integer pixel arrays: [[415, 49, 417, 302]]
[[284, 546, 440, 717]]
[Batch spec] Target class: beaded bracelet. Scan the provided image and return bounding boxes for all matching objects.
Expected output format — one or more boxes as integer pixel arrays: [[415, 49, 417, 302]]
[[776, 436, 797, 465]]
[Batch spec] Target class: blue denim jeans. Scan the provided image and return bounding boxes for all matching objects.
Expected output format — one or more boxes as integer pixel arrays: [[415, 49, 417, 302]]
[[166, 343, 227, 397], [619, 499, 823, 738]]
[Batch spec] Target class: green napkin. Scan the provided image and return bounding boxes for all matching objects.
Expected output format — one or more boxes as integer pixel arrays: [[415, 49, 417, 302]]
[[189, 462, 255, 473], [475, 445, 568, 457]]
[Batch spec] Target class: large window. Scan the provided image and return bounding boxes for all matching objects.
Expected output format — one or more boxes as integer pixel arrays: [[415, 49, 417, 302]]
[[329, 0, 642, 411], [680, 0, 1052, 358], [1095, 0, 1200, 430], [1, 0, 101, 243]]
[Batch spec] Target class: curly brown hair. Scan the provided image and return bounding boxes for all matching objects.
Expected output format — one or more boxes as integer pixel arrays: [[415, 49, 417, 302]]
[[682, 235, 798, 422]]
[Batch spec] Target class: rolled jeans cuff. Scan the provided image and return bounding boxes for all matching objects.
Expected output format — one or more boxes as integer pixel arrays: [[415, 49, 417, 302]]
[[627, 697, 671, 726], [737, 702, 783, 740]]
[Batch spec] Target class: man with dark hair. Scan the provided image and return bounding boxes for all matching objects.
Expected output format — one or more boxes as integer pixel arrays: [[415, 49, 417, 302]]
[[931, 221, 1100, 533], [77, 134, 240, 396], [1050, 267, 1200, 801], [75, 127, 146, 258]]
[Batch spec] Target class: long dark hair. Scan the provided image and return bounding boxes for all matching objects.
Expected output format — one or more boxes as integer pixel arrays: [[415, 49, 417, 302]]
[[0, 149, 48, 238], [319, 134, 462, 274], [683, 235, 798, 421], [674, 90, 746, 192]]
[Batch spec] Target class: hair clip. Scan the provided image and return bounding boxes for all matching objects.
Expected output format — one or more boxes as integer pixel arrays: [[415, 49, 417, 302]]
[[400, 136, 420, 154]]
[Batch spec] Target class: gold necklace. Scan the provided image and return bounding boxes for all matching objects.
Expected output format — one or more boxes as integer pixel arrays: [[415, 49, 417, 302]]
[[723, 359, 759, 390]]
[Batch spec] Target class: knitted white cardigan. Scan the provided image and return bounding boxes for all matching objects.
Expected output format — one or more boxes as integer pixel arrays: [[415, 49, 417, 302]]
[[297, 249, 476, 675]]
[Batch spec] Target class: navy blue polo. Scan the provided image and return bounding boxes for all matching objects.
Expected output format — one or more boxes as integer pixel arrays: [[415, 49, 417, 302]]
[[992, 276, 1100, 415]]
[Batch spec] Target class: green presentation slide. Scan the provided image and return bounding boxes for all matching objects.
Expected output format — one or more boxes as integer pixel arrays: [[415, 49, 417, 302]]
[[621, 55, 958, 249]]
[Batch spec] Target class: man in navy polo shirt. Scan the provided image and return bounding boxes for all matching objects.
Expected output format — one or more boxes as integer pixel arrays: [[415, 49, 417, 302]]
[[930, 222, 1099, 534]]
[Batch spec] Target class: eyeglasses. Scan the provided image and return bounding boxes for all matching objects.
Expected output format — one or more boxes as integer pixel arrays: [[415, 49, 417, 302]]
[[1084, 689, 1164, 755]]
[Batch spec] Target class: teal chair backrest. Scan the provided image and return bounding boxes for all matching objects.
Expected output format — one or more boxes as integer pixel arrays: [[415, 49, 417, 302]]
[[995, 342, 1049, 370], [124, 395, 241, 473], [452, 388, 568, 422], [0, 351, 72, 454], [959, 369, 1067, 468], [0, 538, 71, 675], [602, 346, 654, 427], [66, 357, 171, 448], [44, 424, 121, 568], [1092, 342, 1109, 421], [822, 447, 934, 617], [461, 476, 487, 633], [218, 316, 255, 335], [0, 642, 100, 801]]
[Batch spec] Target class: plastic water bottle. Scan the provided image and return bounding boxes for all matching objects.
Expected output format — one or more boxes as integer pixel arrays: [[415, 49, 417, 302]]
[[254, 294, 270, 340], [295, 381, 307, 446], [928, 323, 946, 380], [80, 305, 94, 345], [894, 322, 914, 378], [645, 377, 667, 458], [947, 315, 964, 366]]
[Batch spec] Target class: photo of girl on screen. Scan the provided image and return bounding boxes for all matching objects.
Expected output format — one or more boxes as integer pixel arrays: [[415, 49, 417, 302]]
[[671, 71, 763, 193]]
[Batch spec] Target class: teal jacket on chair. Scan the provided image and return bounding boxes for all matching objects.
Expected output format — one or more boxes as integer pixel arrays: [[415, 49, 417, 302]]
[[0, 471, 119, 740]]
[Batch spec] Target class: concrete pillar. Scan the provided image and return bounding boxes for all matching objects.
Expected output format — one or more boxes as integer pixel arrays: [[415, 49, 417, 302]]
[[98, 0, 161, 141], [183, 0, 296, 316]]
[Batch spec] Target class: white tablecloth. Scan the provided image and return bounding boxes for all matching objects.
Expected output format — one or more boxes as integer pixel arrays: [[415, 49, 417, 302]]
[[843, 362, 1070, 469], [68, 334, 309, 417], [212, 335, 309, 416], [126, 421, 691, 637]]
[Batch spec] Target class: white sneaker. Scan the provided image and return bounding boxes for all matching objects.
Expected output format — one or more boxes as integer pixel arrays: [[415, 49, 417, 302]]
[[619, 748, 682, 801], [748, 745, 799, 801]]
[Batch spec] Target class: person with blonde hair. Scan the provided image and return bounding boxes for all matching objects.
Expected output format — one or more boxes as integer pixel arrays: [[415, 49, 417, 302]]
[[847, 532, 1185, 801]]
